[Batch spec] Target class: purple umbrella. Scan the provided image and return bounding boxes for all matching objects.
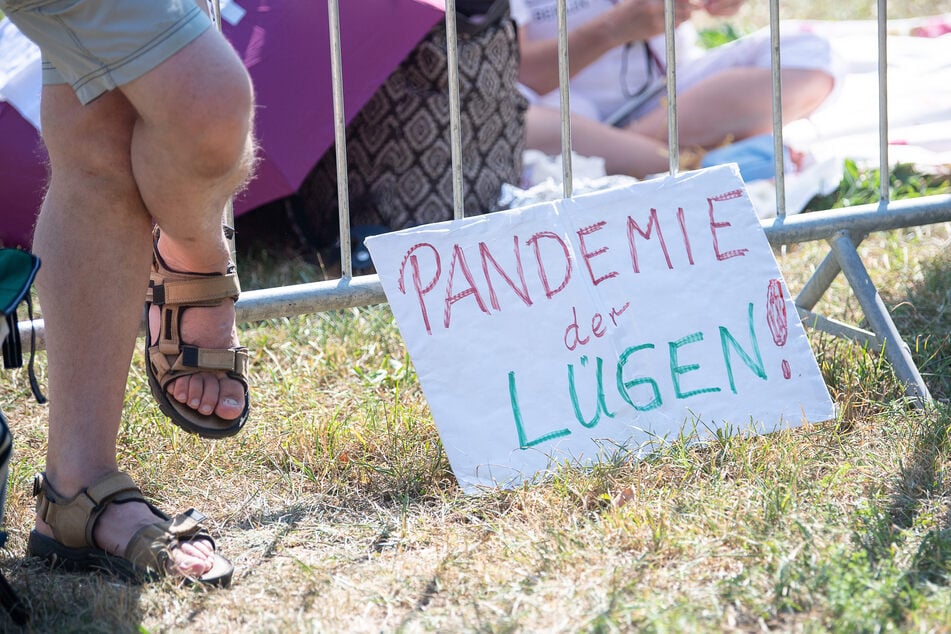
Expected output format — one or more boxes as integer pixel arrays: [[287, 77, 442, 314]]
[[0, 0, 446, 248], [227, 0, 446, 214], [0, 101, 46, 250]]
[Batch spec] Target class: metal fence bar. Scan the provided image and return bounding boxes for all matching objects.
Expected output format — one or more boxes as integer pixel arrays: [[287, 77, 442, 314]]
[[22, 198, 950, 349], [795, 251, 844, 312], [327, 0, 352, 279], [663, 0, 679, 175], [763, 195, 951, 245], [768, 0, 786, 216], [445, 0, 467, 219], [828, 231, 931, 402], [877, 0, 890, 204], [797, 308, 882, 350], [556, 0, 573, 199]]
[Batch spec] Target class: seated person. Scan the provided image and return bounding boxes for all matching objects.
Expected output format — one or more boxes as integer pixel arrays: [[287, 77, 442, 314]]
[[510, 0, 843, 180]]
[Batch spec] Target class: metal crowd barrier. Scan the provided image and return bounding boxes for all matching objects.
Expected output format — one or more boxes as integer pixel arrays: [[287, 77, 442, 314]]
[[20, 0, 951, 406]]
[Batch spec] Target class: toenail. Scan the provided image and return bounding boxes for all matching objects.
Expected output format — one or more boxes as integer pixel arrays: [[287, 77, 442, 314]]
[[190, 399, 200, 408], [223, 398, 240, 408]]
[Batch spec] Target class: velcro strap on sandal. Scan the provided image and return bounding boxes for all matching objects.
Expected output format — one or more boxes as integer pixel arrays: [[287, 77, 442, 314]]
[[168, 509, 208, 538], [33, 472, 143, 549], [174, 346, 249, 373], [151, 346, 249, 389], [149, 272, 240, 307]]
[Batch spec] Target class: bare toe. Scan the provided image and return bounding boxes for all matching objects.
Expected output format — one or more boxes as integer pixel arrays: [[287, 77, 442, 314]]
[[168, 539, 216, 577], [215, 378, 245, 420]]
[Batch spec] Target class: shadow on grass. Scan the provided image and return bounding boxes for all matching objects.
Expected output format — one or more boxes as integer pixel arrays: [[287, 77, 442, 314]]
[[798, 406, 951, 630], [890, 405, 951, 586], [887, 407, 950, 532], [839, 404, 951, 630], [887, 250, 951, 403], [4, 557, 144, 632]]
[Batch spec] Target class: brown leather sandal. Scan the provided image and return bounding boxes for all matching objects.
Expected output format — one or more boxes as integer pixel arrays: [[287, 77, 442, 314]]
[[146, 226, 250, 438], [27, 472, 233, 586]]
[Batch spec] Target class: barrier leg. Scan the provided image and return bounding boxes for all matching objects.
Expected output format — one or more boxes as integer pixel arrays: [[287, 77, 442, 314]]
[[827, 230, 932, 406]]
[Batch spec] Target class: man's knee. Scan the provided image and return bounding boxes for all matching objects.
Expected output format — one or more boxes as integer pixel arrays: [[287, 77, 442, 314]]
[[174, 74, 255, 180], [41, 87, 138, 179], [127, 30, 255, 179], [780, 69, 835, 121]]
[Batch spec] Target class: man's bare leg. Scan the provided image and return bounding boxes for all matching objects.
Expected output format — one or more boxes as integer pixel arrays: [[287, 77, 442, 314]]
[[32, 86, 214, 576], [123, 29, 254, 420], [34, 27, 253, 576]]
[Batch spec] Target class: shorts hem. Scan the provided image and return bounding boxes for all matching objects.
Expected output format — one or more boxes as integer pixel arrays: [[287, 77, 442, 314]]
[[68, 7, 211, 105]]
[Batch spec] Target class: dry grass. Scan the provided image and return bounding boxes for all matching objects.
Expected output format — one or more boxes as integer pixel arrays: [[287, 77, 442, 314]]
[[0, 219, 947, 632]]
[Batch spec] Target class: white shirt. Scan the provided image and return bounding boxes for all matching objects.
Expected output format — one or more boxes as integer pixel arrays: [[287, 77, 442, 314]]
[[510, 0, 700, 121], [510, 0, 840, 124]]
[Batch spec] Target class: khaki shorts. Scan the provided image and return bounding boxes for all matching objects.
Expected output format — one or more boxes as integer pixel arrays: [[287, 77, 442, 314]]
[[0, 0, 212, 105]]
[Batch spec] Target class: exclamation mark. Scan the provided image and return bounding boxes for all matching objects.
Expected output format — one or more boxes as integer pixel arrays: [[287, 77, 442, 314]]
[[766, 279, 792, 379]]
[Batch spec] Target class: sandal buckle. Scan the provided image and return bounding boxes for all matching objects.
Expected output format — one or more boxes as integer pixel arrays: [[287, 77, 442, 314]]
[[182, 508, 207, 524], [151, 284, 166, 306], [168, 508, 208, 537], [181, 345, 199, 368]]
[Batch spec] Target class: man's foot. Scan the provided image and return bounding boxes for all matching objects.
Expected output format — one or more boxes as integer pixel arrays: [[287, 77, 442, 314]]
[[29, 471, 233, 585], [145, 227, 250, 438], [35, 501, 215, 578], [150, 231, 244, 419], [700, 133, 801, 182], [147, 290, 244, 419]]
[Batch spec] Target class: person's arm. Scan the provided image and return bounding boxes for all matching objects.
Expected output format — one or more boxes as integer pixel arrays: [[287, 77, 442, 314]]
[[700, 0, 745, 18], [517, 0, 696, 96]]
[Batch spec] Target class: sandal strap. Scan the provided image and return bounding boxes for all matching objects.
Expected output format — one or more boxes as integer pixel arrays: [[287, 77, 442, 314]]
[[147, 271, 241, 308], [147, 226, 246, 362], [33, 472, 146, 549], [148, 269, 241, 357], [126, 508, 214, 574], [146, 226, 241, 308], [149, 344, 250, 389]]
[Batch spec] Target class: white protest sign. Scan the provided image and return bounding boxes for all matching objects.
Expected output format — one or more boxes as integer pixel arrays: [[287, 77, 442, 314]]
[[365, 165, 835, 493]]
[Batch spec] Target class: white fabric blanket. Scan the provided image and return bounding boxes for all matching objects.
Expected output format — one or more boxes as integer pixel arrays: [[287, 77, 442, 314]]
[[785, 15, 951, 170]]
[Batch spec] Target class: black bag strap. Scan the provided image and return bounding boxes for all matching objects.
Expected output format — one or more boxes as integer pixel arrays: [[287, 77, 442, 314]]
[[1, 312, 20, 373], [0, 249, 45, 404], [456, 0, 511, 35]]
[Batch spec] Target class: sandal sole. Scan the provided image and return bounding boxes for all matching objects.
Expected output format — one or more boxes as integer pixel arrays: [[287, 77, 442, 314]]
[[28, 530, 233, 588]]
